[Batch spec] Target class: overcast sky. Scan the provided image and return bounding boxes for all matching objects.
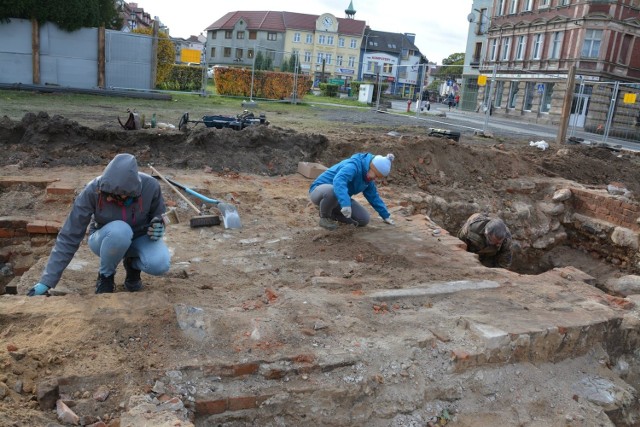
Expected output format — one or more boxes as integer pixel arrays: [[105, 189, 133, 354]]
[[137, 0, 473, 64]]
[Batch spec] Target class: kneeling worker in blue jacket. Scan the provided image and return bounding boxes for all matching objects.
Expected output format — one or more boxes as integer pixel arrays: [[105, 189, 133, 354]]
[[309, 152, 395, 230]]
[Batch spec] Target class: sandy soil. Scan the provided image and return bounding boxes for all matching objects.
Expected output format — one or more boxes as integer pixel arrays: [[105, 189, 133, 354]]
[[1, 110, 640, 426]]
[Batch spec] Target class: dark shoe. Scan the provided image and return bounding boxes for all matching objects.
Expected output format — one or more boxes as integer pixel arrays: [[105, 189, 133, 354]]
[[319, 217, 338, 230], [123, 257, 143, 292], [95, 273, 115, 294]]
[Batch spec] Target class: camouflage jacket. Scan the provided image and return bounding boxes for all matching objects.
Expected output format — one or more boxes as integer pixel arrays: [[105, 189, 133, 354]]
[[457, 213, 512, 268]]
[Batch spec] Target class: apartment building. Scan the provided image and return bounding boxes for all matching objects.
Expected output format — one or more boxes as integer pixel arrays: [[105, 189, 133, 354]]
[[471, 0, 640, 129], [204, 8, 427, 96], [204, 11, 366, 88]]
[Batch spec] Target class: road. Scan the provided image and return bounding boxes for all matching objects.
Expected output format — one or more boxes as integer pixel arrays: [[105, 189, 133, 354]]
[[388, 100, 640, 152]]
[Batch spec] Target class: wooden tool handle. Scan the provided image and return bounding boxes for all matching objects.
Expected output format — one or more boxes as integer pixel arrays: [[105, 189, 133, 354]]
[[148, 164, 202, 215]]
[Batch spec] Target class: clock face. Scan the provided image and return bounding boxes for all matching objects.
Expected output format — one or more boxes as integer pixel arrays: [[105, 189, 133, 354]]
[[323, 17, 332, 28]]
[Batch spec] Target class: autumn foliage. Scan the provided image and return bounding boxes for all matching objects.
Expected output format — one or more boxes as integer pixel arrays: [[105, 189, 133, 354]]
[[214, 67, 312, 100]]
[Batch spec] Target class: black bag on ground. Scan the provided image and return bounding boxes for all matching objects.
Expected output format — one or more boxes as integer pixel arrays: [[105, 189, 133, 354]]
[[118, 109, 141, 130]]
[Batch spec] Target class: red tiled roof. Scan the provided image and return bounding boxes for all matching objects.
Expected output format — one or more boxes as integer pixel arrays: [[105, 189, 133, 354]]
[[205, 11, 366, 37]]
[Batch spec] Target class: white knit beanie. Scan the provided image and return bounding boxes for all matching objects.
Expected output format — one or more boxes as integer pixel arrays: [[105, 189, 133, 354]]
[[372, 153, 395, 177]]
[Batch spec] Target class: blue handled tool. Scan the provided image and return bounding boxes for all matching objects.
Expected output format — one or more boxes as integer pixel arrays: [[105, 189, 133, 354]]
[[150, 170, 241, 229]]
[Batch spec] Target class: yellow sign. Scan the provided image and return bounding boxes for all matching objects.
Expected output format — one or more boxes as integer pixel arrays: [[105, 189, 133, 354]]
[[623, 93, 637, 104], [180, 48, 201, 64], [477, 75, 487, 86]]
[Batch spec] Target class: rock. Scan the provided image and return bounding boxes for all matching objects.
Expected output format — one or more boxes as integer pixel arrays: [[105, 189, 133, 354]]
[[610, 227, 638, 250], [93, 385, 110, 402], [36, 378, 59, 410], [571, 376, 635, 411], [537, 201, 565, 216], [552, 188, 572, 202], [604, 275, 640, 297], [57, 399, 80, 425]]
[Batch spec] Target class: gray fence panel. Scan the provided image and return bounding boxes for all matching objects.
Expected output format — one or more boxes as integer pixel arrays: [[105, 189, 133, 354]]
[[105, 30, 153, 90], [39, 23, 98, 88], [0, 19, 33, 84]]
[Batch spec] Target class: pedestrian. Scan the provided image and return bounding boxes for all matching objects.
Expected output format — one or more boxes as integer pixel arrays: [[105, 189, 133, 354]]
[[448, 93, 454, 111], [455, 93, 460, 109], [27, 153, 171, 296], [309, 153, 396, 230], [457, 213, 513, 268]]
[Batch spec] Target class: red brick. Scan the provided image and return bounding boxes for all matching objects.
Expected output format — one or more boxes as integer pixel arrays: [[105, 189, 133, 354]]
[[232, 362, 259, 377], [227, 395, 267, 411], [195, 398, 227, 415], [26, 220, 61, 235]]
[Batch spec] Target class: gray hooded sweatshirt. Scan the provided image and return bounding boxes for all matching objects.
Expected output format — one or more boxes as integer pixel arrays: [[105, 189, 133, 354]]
[[39, 154, 166, 288]]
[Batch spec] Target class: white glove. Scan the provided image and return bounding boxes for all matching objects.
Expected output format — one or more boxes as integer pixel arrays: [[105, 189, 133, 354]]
[[341, 206, 352, 218], [383, 216, 395, 225]]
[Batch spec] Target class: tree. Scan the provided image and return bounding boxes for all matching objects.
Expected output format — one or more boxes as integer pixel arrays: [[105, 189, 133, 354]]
[[437, 52, 464, 80], [254, 51, 264, 71], [0, 0, 122, 31], [133, 27, 175, 87]]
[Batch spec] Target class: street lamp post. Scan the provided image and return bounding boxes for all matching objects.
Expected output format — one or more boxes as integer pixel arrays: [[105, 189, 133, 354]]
[[360, 34, 378, 80]]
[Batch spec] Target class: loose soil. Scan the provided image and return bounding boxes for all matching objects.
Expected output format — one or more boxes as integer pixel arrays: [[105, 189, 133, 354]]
[[2, 108, 640, 426]]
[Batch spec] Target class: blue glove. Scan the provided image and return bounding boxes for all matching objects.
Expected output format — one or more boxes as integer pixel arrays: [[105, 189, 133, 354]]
[[147, 217, 165, 241], [27, 282, 50, 296]]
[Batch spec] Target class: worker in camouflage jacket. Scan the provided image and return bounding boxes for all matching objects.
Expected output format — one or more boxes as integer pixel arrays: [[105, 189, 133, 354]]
[[458, 213, 512, 268]]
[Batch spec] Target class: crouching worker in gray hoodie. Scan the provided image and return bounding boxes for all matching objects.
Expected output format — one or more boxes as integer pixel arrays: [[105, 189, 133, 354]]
[[27, 153, 171, 296]]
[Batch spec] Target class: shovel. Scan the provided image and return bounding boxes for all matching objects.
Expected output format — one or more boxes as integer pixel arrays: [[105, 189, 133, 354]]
[[154, 175, 242, 229]]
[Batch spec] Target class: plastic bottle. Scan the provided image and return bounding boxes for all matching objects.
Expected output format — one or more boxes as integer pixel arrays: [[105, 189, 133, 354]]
[[151, 113, 157, 128]]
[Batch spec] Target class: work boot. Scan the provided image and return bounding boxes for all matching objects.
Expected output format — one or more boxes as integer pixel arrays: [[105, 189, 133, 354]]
[[95, 273, 115, 294], [123, 257, 143, 292], [319, 217, 338, 231]]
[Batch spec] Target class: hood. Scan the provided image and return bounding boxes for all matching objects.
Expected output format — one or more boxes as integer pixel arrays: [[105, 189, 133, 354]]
[[98, 153, 142, 197]]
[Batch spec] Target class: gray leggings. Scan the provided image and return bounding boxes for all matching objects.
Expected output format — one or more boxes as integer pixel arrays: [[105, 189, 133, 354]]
[[309, 184, 370, 226]]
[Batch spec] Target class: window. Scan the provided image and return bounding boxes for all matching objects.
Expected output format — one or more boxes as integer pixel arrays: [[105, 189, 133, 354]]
[[294, 32, 301, 43], [210, 47, 216, 57], [317, 53, 324, 63], [306, 34, 313, 43], [304, 51, 311, 62], [225, 30, 232, 39], [266, 50, 276, 61], [501, 37, 511, 61], [237, 31, 244, 39], [337, 55, 343, 66], [509, 0, 518, 14], [350, 38, 357, 49], [249, 31, 257, 40], [539, 0, 550, 7], [560, 0, 570, 5], [532, 33, 543, 59], [348, 56, 355, 67], [541, 83, 554, 112], [496, 0, 505, 15], [490, 38, 498, 61], [508, 81, 519, 108], [223, 47, 231, 57], [211, 32, 217, 40], [581, 29, 602, 58], [267, 32, 277, 41], [248, 49, 254, 59], [549, 31, 563, 59], [619, 34, 632, 63], [524, 82, 535, 110], [478, 8, 489, 34], [472, 42, 483, 63], [523, 0, 533, 11], [325, 54, 332, 65], [327, 36, 334, 45], [318, 35, 325, 44], [339, 37, 345, 47], [235, 48, 243, 59], [495, 81, 505, 107], [515, 35, 526, 60], [383, 63, 393, 73]]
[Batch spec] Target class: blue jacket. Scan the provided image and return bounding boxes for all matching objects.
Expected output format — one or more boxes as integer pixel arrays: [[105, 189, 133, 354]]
[[310, 153, 390, 219]]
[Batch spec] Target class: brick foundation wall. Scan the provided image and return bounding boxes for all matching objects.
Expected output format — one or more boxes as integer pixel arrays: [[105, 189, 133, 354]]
[[571, 188, 640, 232]]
